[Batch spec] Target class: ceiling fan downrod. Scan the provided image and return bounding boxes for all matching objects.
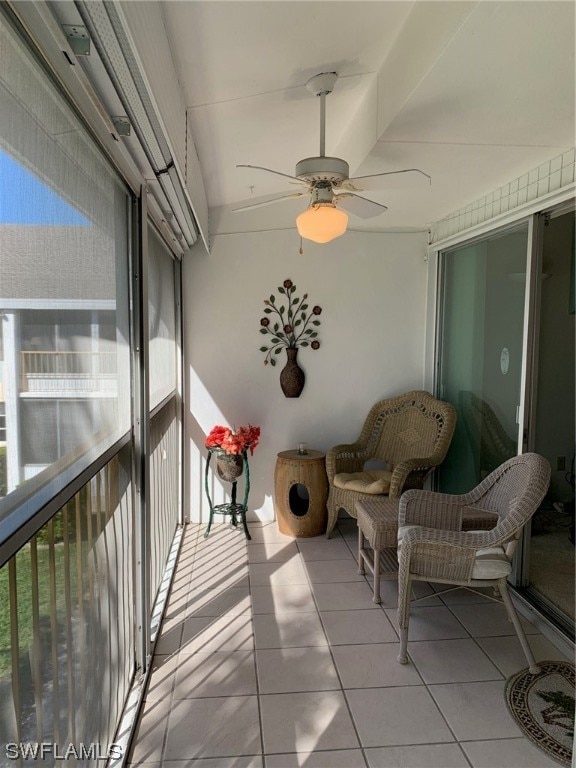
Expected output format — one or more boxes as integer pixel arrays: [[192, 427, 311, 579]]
[[305, 72, 338, 159], [320, 92, 326, 157]]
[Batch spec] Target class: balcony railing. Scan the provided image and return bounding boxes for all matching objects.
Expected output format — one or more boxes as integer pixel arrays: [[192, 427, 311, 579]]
[[20, 352, 117, 394], [0, 449, 135, 767], [0, 394, 181, 765]]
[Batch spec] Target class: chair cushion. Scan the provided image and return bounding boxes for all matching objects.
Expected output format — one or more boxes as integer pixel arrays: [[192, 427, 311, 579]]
[[397, 526, 512, 579], [333, 469, 392, 494]]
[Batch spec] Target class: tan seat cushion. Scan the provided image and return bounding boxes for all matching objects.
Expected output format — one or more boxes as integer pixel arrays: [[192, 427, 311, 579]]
[[333, 469, 392, 495], [397, 526, 512, 579]]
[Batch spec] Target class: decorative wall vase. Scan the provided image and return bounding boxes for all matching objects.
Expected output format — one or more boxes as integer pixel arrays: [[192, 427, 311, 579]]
[[215, 452, 244, 482], [280, 347, 305, 398], [259, 279, 322, 396]]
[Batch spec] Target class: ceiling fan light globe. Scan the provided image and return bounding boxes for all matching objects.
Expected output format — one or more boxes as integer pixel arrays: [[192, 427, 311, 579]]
[[296, 206, 348, 244]]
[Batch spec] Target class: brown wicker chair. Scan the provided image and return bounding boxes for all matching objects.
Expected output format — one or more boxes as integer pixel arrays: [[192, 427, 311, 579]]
[[325, 391, 457, 538], [397, 452, 551, 674]]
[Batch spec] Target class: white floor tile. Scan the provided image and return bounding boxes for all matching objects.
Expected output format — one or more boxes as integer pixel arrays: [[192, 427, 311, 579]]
[[367, 579, 441, 610], [365, 743, 469, 767], [434, 586, 494, 605], [130, 503, 572, 768], [447, 602, 539, 637], [265, 749, 366, 767], [260, 691, 360, 753], [170, 567, 194, 589], [154, 618, 184, 655], [196, 526, 250, 553], [304, 558, 365, 583], [256, 647, 340, 693], [162, 759, 263, 768], [429, 680, 524, 740], [407, 638, 503, 684], [128, 699, 168, 763], [173, 651, 257, 698], [251, 584, 316, 614], [297, 540, 355, 561], [253, 612, 327, 649], [312, 581, 380, 611], [475, 633, 570, 677], [247, 541, 300, 563], [384, 605, 469, 641], [320, 609, 398, 645], [335, 523, 359, 543], [461, 737, 563, 767], [247, 524, 294, 544], [145, 654, 178, 701], [249, 557, 308, 586], [180, 614, 254, 653], [164, 589, 194, 621], [332, 643, 423, 688], [186, 587, 252, 618], [192, 553, 249, 588], [164, 696, 261, 759], [346, 686, 454, 747]]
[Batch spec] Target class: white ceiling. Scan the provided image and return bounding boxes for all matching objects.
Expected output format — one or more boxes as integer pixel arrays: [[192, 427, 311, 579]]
[[162, 0, 575, 234]]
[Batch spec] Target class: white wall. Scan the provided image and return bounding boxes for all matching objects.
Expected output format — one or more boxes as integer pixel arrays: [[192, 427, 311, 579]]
[[183, 228, 429, 523]]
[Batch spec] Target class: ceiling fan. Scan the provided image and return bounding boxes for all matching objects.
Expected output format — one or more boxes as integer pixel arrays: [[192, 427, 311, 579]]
[[233, 72, 431, 243]]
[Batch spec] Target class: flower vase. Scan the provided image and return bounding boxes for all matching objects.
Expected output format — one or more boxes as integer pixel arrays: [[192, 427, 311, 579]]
[[280, 347, 305, 398], [215, 452, 244, 482]]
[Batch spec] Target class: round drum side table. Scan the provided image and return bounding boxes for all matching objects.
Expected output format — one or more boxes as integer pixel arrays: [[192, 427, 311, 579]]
[[274, 450, 328, 537]]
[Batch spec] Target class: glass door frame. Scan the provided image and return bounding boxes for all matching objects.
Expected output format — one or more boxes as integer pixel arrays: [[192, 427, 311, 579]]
[[433, 215, 539, 586], [434, 217, 534, 491], [432, 200, 575, 628], [432, 195, 576, 644], [510, 213, 543, 586], [516, 200, 576, 606]]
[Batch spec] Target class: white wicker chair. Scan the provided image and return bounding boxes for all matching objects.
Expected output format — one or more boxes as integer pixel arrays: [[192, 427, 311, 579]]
[[397, 453, 551, 674]]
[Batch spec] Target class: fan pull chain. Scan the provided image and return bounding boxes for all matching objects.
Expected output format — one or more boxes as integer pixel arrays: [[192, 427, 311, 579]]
[[299, 236, 304, 254]]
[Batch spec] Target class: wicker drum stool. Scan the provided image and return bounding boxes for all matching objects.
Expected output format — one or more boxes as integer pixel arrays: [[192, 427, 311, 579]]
[[356, 498, 401, 604]]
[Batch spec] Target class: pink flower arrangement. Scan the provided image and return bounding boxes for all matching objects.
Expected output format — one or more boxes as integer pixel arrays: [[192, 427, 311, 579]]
[[205, 425, 261, 456]]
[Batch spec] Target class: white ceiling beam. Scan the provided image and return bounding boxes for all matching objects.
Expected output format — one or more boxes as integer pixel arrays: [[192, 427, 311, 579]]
[[334, 1, 479, 176]]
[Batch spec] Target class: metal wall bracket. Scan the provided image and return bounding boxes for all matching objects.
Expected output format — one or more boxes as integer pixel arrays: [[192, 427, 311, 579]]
[[62, 24, 90, 56], [112, 116, 131, 136]]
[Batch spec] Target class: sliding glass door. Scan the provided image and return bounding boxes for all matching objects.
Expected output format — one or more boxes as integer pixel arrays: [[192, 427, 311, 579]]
[[524, 208, 575, 633], [436, 208, 575, 638], [437, 223, 530, 493]]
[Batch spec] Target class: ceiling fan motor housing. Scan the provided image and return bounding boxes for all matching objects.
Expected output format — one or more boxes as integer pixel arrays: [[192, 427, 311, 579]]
[[295, 156, 349, 185]]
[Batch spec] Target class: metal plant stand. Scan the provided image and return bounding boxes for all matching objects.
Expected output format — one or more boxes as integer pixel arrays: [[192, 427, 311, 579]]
[[204, 448, 251, 540]]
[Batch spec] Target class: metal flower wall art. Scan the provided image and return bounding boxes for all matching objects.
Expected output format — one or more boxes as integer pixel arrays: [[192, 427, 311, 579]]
[[259, 279, 322, 398]]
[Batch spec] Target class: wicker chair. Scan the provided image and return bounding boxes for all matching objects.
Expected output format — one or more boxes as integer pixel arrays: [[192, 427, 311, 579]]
[[459, 390, 517, 478], [397, 452, 551, 674], [325, 391, 456, 538]]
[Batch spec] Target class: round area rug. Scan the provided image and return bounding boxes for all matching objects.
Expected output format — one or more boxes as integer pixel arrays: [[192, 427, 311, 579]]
[[505, 660, 575, 766]]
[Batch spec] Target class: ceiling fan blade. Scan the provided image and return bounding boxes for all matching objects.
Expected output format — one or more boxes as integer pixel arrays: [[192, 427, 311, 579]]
[[232, 191, 308, 213], [237, 164, 308, 185], [335, 192, 388, 219], [343, 168, 431, 192]]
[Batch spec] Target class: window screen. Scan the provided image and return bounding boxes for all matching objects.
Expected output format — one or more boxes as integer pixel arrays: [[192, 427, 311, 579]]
[[148, 226, 177, 409], [0, 14, 131, 515]]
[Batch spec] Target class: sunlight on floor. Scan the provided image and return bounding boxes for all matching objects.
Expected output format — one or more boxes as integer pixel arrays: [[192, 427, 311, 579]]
[[129, 519, 570, 767]]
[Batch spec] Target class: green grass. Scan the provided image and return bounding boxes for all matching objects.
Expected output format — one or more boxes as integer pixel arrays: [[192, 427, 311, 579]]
[[0, 532, 80, 679]]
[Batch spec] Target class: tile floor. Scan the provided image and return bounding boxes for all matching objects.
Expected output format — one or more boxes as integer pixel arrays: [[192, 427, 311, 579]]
[[129, 520, 570, 768]]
